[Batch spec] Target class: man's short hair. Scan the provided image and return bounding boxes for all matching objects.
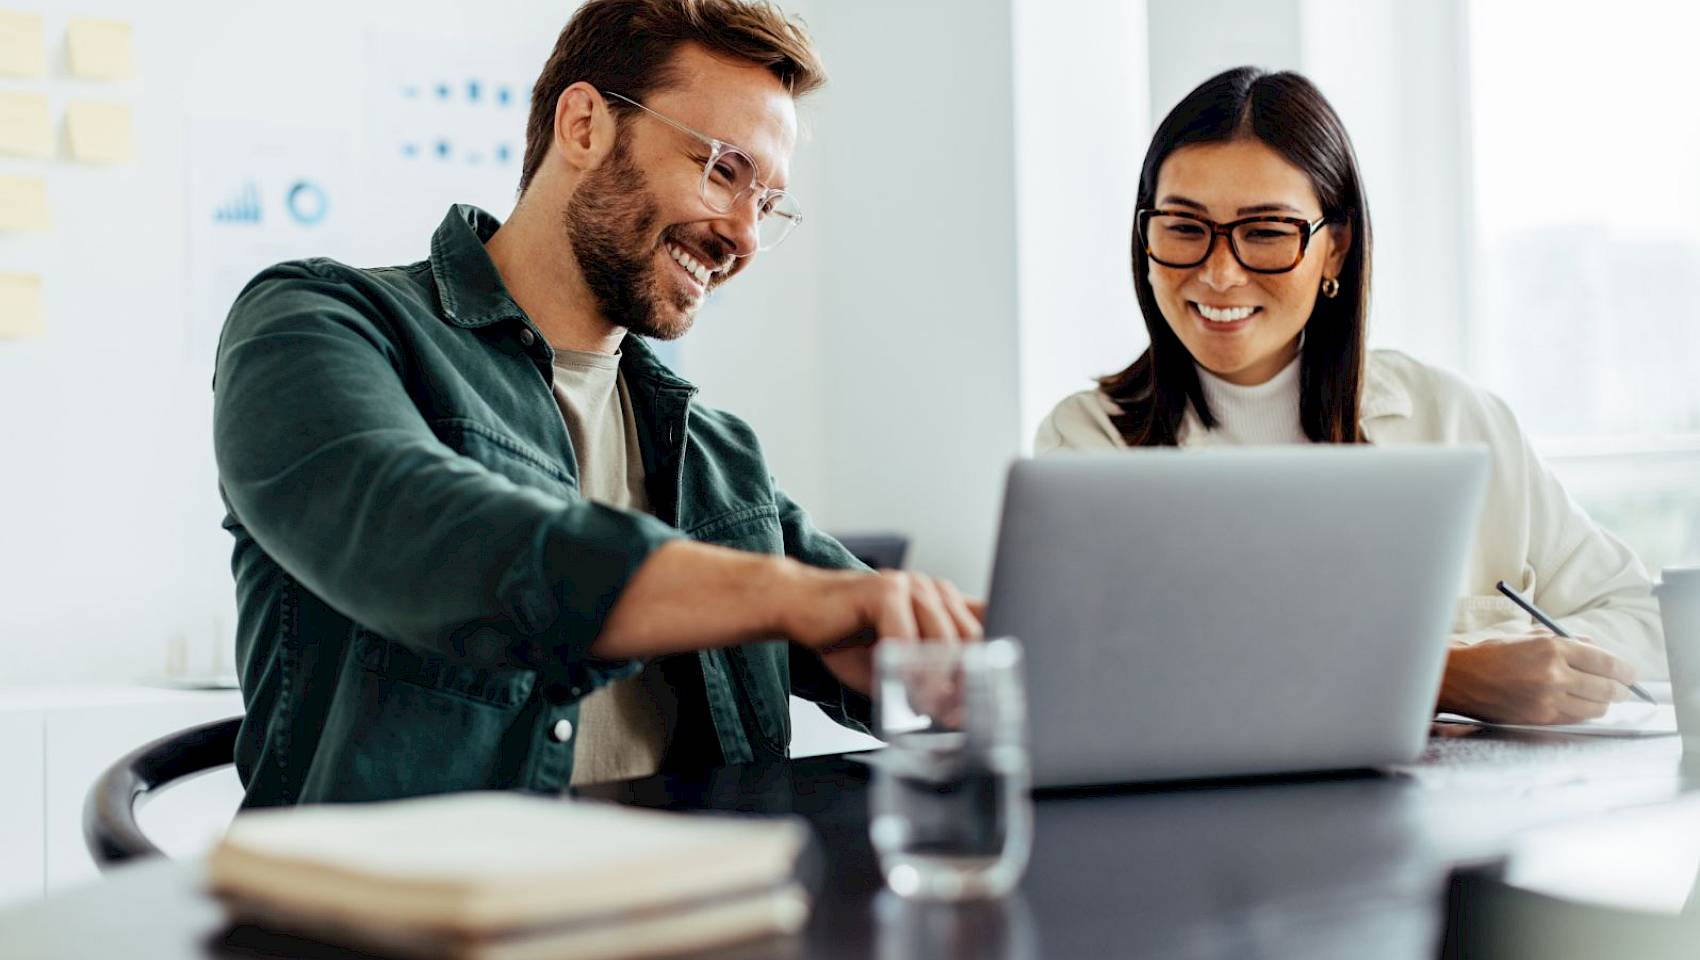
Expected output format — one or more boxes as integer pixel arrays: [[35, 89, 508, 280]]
[[521, 0, 826, 194]]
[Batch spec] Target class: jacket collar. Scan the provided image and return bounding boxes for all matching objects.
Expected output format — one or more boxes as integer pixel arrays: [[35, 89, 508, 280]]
[[429, 204, 527, 329], [1359, 352, 1412, 421], [618, 332, 698, 394], [429, 204, 698, 395]]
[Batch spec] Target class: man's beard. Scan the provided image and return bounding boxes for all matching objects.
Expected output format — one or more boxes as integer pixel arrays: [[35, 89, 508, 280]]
[[564, 141, 699, 342]]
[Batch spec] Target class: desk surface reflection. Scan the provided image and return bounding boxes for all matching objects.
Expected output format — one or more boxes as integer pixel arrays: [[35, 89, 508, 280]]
[[3, 728, 1694, 960]]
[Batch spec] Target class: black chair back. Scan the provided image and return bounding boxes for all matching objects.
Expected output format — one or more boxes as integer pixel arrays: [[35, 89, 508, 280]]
[[82, 716, 243, 869], [831, 533, 910, 571]]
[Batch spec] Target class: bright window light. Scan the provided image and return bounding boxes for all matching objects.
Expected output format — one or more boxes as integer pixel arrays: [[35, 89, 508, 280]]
[[1468, 0, 1700, 442]]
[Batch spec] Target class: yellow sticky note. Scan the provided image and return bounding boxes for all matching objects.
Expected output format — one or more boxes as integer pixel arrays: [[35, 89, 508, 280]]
[[0, 174, 49, 231], [65, 100, 134, 163], [0, 11, 46, 77], [0, 90, 53, 159], [66, 18, 134, 80], [0, 273, 44, 339]]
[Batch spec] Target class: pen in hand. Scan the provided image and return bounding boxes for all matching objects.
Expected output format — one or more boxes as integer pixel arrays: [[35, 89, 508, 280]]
[[1494, 580, 1657, 706]]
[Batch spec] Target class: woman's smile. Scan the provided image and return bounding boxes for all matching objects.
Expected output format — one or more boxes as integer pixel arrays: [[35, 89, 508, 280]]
[[1189, 301, 1261, 332]]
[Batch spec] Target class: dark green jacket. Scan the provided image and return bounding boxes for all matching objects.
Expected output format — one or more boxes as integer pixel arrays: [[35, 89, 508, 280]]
[[213, 205, 869, 807]]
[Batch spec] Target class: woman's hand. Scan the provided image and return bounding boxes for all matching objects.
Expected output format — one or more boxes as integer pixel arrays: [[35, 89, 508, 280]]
[[1437, 632, 1639, 724]]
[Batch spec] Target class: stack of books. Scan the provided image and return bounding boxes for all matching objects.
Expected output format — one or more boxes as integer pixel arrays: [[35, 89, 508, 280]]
[[205, 792, 811, 960]]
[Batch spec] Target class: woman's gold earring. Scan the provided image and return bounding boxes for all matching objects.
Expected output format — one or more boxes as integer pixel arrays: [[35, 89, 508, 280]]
[[1320, 277, 1340, 299]]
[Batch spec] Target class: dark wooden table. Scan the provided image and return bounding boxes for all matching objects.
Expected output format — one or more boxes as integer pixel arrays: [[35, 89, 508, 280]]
[[4, 726, 1696, 959]]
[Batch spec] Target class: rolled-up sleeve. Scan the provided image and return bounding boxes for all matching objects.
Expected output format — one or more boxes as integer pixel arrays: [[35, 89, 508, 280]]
[[213, 265, 684, 684]]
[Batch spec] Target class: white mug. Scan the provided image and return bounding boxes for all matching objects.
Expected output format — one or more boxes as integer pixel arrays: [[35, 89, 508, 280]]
[[1657, 567, 1700, 753]]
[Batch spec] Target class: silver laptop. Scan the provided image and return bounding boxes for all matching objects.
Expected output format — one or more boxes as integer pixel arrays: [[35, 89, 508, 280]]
[[983, 446, 1490, 788]]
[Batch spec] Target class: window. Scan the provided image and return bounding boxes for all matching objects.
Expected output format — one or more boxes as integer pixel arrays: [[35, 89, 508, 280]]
[[1469, 0, 1700, 438], [1467, 0, 1700, 570]]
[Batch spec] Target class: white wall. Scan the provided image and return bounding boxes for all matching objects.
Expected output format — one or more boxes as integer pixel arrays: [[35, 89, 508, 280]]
[[765, 0, 1026, 594], [1147, 0, 1301, 119], [0, 1, 569, 687], [1, 0, 209, 687], [1012, 0, 1149, 449]]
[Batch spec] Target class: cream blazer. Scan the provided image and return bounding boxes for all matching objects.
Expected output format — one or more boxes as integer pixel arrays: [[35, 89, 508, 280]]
[[1034, 349, 1666, 679]]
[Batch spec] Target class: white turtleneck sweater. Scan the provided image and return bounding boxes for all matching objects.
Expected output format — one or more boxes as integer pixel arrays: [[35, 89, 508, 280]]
[[1193, 355, 1309, 445]]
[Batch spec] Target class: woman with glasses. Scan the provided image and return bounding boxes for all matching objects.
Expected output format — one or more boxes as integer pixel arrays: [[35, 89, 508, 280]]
[[1034, 67, 1662, 726]]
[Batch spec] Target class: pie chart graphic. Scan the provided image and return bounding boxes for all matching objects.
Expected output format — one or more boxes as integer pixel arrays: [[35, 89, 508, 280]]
[[286, 181, 329, 226]]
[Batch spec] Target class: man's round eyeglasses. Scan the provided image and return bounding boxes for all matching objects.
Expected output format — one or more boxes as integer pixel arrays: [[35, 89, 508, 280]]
[[602, 90, 801, 253], [1137, 208, 1331, 274]]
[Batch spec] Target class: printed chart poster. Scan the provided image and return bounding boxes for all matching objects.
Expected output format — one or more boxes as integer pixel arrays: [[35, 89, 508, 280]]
[[360, 30, 535, 245], [187, 119, 356, 366]]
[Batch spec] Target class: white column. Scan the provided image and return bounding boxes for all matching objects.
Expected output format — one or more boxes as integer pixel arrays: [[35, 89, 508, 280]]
[[1012, 0, 1150, 450], [799, 0, 1026, 593]]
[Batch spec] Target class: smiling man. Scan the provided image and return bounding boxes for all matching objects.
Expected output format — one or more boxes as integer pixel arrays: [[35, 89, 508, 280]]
[[213, 0, 979, 808]]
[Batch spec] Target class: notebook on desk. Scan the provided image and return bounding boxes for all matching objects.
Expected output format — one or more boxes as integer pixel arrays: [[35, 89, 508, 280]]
[[1437, 681, 1679, 738], [205, 792, 810, 960]]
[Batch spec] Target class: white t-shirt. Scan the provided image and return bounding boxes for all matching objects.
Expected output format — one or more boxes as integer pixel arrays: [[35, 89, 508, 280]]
[[550, 348, 678, 786]]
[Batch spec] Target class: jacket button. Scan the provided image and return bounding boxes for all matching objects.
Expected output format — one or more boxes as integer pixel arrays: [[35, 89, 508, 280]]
[[551, 719, 574, 743], [518, 328, 537, 348]]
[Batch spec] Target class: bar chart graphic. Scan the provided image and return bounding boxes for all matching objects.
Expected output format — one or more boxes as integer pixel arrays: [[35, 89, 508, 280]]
[[212, 181, 262, 224]]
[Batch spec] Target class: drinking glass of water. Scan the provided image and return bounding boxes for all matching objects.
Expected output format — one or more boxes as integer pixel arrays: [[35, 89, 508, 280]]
[[870, 637, 1031, 900]]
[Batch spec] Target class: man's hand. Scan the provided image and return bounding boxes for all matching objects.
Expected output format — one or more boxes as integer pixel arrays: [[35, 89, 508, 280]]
[[1437, 632, 1638, 724], [592, 542, 983, 696], [776, 567, 984, 694]]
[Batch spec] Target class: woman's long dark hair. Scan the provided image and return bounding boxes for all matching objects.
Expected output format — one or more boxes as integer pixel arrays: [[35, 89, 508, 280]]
[[1100, 67, 1373, 446]]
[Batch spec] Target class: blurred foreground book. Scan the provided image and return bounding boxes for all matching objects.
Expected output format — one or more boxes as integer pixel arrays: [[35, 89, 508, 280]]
[[206, 792, 810, 960]]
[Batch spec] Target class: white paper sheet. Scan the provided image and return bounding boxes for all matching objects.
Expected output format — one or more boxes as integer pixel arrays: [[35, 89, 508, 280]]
[[1436, 700, 1677, 737]]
